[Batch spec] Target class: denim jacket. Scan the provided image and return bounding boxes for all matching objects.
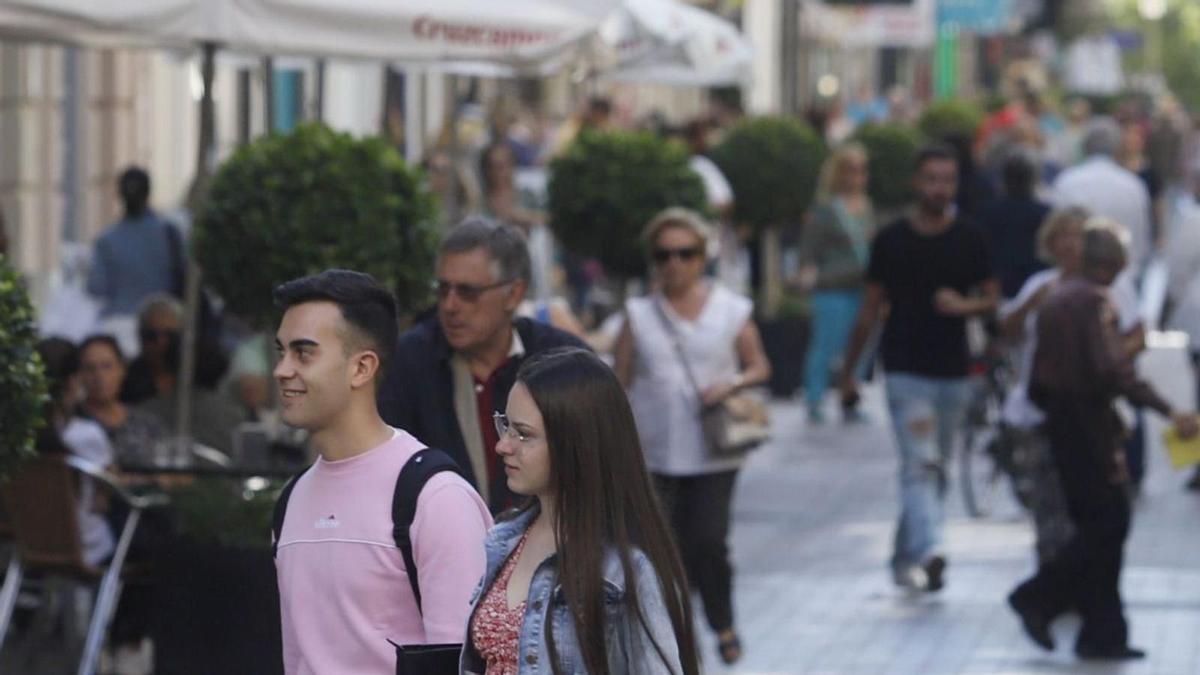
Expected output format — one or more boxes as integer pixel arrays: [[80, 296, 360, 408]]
[[459, 506, 684, 675]]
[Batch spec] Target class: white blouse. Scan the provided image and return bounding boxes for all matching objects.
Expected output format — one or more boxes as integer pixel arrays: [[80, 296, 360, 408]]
[[626, 284, 753, 476]]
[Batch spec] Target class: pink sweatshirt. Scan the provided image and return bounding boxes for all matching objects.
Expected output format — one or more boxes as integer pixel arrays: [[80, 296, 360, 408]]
[[275, 429, 492, 674]]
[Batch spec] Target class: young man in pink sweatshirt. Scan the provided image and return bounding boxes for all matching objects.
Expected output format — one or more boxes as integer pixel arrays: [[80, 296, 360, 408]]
[[271, 269, 492, 674]]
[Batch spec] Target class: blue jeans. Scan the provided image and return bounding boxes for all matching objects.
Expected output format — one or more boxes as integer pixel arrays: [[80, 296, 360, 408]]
[[884, 372, 972, 570], [803, 289, 863, 409]]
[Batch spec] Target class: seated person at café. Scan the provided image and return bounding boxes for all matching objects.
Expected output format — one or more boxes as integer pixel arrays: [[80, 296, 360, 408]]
[[139, 336, 245, 456], [36, 337, 116, 566], [120, 294, 182, 405], [78, 334, 168, 466]]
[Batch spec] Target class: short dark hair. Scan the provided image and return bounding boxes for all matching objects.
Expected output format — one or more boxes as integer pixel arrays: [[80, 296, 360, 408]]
[[273, 269, 398, 376], [118, 166, 151, 217], [914, 143, 959, 172], [37, 337, 80, 405], [79, 334, 126, 364], [1002, 150, 1037, 199]]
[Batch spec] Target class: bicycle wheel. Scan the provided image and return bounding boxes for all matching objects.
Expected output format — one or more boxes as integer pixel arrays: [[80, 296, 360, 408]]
[[960, 384, 1007, 518]]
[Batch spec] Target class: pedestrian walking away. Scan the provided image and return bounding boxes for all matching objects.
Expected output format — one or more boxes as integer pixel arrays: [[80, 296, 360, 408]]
[[840, 143, 1001, 593], [1008, 221, 1200, 662]]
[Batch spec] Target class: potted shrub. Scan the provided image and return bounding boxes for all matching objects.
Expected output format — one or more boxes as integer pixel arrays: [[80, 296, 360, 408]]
[[152, 479, 284, 675], [710, 116, 826, 317], [547, 129, 707, 291], [0, 255, 47, 480], [852, 123, 920, 220], [917, 99, 984, 143], [194, 123, 439, 324]]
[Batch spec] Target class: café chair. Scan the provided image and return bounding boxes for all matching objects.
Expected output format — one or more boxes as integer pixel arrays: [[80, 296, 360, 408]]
[[0, 454, 168, 675]]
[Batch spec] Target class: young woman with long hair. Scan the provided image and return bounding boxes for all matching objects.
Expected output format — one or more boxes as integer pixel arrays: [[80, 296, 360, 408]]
[[461, 347, 699, 675], [796, 142, 876, 424]]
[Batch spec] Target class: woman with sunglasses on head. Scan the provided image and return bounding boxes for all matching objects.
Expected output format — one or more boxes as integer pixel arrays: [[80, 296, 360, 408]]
[[463, 347, 699, 675], [612, 208, 771, 666]]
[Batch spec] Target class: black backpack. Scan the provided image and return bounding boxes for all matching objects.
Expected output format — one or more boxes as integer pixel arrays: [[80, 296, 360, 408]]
[[270, 447, 463, 611]]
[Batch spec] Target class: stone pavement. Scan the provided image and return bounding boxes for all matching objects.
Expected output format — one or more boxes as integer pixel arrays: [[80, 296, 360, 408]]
[[698, 344, 1200, 675]]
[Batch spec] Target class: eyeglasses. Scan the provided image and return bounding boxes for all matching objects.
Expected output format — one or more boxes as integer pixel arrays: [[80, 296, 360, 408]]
[[432, 278, 513, 303], [652, 246, 703, 264], [493, 412, 534, 443]]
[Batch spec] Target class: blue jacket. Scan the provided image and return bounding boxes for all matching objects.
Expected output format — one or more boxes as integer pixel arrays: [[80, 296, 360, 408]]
[[86, 211, 180, 317], [377, 315, 587, 513], [460, 506, 685, 675]]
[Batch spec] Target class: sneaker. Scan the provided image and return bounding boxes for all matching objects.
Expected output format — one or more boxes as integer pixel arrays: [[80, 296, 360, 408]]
[[892, 564, 929, 591], [923, 555, 947, 592]]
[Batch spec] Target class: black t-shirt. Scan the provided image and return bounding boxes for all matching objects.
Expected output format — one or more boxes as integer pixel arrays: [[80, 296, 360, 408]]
[[867, 216, 994, 379]]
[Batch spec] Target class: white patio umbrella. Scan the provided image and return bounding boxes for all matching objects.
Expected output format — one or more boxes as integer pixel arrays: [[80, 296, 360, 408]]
[[0, 0, 615, 68], [597, 0, 751, 87]]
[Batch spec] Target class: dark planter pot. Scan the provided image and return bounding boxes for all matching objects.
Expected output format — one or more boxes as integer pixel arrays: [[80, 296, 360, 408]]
[[756, 315, 810, 399], [152, 539, 283, 675]]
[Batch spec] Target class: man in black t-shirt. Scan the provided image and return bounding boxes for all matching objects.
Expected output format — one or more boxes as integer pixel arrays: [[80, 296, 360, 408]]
[[840, 144, 1000, 593]]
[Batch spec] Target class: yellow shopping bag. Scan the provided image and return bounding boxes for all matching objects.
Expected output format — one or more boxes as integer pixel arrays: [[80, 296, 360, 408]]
[[1162, 428, 1200, 469]]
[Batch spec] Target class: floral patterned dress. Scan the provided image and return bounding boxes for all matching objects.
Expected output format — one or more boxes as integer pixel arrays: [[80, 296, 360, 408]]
[[471, 531, 530, 675]]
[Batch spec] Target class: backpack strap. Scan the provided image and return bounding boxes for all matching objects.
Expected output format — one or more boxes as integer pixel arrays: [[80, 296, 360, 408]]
[[393, 448, 465, 614], [271, 465, 312, 558]]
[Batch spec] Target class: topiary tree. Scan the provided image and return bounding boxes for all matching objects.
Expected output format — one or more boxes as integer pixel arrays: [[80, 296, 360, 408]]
[[853, 123, 920, 214], [710, 116, 826, 315], [917, 99, 984, 142], [547, 129, 706, 283], [0, 255, 47, 480], [194, 123, 438, 326]]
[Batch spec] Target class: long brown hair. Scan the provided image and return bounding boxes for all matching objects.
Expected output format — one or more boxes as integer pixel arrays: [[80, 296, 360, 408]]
[[514, 348, 699, 675]]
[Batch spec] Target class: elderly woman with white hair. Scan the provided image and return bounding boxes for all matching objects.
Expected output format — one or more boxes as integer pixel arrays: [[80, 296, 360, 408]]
[[613, 207, 771, 666]]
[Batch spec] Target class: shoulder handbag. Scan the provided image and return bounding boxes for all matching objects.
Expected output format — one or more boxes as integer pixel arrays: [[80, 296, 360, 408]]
[[648, 297, 770, 457]]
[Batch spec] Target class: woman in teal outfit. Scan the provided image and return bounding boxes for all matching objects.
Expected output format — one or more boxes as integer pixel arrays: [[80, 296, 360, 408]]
[[795, 143, 877, 423]]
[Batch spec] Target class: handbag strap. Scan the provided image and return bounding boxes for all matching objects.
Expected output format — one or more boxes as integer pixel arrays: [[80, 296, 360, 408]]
[[648, 297, 706, 401]]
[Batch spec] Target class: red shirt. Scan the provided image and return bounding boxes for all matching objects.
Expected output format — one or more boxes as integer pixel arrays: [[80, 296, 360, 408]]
[[473, 360, 510, 499]]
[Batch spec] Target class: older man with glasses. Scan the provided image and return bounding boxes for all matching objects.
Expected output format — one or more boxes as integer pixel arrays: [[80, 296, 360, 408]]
[[378, 217, 587, 513]]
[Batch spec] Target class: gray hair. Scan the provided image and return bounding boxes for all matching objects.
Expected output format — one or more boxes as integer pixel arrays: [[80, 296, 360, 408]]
[[439, 216, 532, 286], [138, 293, 183, 327], [1082, 117, 1121, 158], [1082, 216, 1128, 273]]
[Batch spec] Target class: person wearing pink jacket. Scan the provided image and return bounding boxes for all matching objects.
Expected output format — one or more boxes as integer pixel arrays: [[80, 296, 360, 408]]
[[271, 269, 492, 674]]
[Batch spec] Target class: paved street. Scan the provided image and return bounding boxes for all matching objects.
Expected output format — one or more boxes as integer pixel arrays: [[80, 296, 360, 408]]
[[701, 343, 1200, 675]]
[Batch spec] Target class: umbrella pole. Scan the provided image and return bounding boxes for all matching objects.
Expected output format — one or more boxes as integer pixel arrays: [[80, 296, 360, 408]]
[[263, 56, 276, 133], [315, 58, 326, 123], [177, 41, 217, 457]]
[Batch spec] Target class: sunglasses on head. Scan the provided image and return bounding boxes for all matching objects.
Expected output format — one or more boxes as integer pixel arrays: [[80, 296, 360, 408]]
[[652, 246, 703, 264]]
